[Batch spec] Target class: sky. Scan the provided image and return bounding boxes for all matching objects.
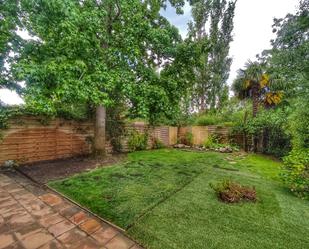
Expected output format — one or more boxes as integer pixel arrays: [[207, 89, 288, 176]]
[[0, 0, 298, 105], [161, 0, 298, 84]]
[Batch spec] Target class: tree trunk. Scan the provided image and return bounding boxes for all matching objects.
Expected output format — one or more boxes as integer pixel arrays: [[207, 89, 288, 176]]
[[252, 85, 259, 151], [200, 94, 206, 112], [94, 105, 106, 156], [243, 110, 248, 152], [252, 85, 259, 118]]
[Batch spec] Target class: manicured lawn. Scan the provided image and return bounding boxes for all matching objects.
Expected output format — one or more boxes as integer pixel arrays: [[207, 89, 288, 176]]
[[49, 149, 309, 249]]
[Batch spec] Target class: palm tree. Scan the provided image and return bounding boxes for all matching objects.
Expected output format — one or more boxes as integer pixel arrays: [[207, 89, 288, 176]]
[[232, 61, 266, 117], [233, 60, 284, 116], [232, 61, 284, 152]]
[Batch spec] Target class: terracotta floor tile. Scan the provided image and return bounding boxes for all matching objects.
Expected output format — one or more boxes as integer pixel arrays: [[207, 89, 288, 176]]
[[2, 242, 25, 249], [0, 233, 15, 249], [1, 205, 26, 219], [19, 230, 54, 249], [70, 211, 89, 225], [72, 237, 102, 249], [0, 198, 17, 208], [91, 227, 118, 245], [79, 219, 101, 235], [130, 244, 143, 249], [40, 194, 63, 207], [39, 213, 66, 228], [105, 234, 134, 249], [14, 223, 42, 241], [48, 220, 75, 237], [38, 239, 64, 249], [7, 213, 35, 229], [57, 228, 87, 248], [60, 206, 81, 219]]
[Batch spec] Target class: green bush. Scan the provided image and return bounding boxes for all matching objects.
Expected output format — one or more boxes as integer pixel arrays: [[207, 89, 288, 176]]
[[233, 108, 291, 157], [194, 115, 223, 126], [282, 149, 309, 199], [287, 100, 309, 149], [127, 130, 148, 151], [180, 131, 194, 146], [204, 135, 222, 149], [152, 138, 166, 149]]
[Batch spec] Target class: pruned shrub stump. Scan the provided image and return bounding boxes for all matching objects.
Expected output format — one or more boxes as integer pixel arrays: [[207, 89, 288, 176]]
[[210, 180, 257, 203]]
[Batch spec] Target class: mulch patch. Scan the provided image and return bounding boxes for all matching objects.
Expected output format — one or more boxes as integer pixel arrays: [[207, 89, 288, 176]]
[[18, 154, 127, 184]]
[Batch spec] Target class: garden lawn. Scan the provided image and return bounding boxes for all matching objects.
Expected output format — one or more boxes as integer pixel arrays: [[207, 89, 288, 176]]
[[49, 149, 309, 249]]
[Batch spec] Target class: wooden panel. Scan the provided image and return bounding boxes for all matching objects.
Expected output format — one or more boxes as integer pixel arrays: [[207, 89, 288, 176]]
[[192, 126, 208, 145], [0, 116, 94, 166], [168, 127, 178, 145]]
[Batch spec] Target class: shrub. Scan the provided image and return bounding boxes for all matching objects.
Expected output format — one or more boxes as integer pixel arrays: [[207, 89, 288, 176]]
[[152, 138, 166, 149], [282, 149, 309, 199], [203, 135, 222, 149], [194, 115, 223, 126], [180, 131, 194, 146], [287, 100, 309, 149], [232, 108, 291, 157], [210, 179, 257, 203], [127, 130, 148, 151]]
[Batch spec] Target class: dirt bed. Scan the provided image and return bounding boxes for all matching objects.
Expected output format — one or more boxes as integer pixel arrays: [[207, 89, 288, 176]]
[[18, 154, 127, 184]]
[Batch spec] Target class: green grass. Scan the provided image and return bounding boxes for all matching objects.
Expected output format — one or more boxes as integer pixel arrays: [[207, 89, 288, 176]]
[[49, 149, 309, 249]]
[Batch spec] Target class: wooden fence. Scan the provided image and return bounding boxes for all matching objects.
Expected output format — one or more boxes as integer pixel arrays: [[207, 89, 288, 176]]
[[0, 116, 94, 166], [178, 125, 230, 145], [0, 116, 232, 166], [0, 117, 178, 165], [120, 123, 172, 151]]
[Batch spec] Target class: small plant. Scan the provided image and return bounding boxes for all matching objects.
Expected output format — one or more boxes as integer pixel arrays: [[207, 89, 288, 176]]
[[3, 160, 19, 169], [127, 129, 148, 151], [282, 149, 309, 199], [204, 134, 222, 149], [152, 138, 166, 149], [203, 135, 239, 152], [180, 131, 194, 146], [210, 179, 257, 203]]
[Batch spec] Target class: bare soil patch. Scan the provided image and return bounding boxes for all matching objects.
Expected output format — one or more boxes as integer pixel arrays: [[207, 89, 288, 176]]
[[18, 154, 127, 184]]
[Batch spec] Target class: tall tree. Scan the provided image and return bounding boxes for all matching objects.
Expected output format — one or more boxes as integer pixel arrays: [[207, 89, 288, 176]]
[[187, 0, 236, 111], [0, 0, 23, 94], [266, 0, 309, 149], [4, 0, 186, 155]]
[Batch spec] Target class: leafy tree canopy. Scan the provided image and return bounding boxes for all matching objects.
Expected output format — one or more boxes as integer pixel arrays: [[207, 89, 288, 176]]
[[1, 0, 188, 123]]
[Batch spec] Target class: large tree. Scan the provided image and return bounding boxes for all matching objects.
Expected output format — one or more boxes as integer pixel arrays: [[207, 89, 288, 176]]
[[0, 0, 23, 94], [266, 0, 309, 149], [187, 0, 236, 111], [3, 0, 186, 155]]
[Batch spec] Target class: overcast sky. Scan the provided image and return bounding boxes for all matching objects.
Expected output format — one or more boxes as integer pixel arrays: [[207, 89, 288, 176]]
[[0, 0, 298, 105]]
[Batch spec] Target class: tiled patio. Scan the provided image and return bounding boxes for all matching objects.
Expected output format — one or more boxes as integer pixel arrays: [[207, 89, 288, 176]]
[[0, 172, 142, 249]]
